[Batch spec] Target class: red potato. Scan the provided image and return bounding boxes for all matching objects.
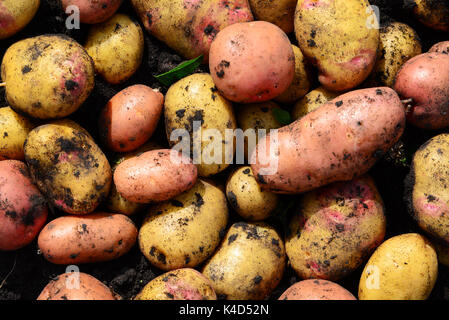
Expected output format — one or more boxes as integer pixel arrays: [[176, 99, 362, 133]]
[[0, 160, 48, 251], [61, 0, 123, 24], [429, 41, 449, 54], [114, 149, 197, 203], [394, 52, 449, 130], [209, 21, 295, 103], [99, 85, 164, 152], [279, 280, 356, 300], [251, 87, 405, 194]]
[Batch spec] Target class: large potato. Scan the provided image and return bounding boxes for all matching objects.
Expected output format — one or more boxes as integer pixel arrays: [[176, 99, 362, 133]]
[[0, 107, 34, 160], [279, 280, 356, 300], [0, 0, 40, 39], [248, 0, 296, 34], [24, 119, 111, 215], [294, 0, 379, 91], [358, 233, 438, 300], [292, 87, 338, 120], [61, 0, 123, 24], [139, 179, 228, 271], [411, 0, 449, 32]]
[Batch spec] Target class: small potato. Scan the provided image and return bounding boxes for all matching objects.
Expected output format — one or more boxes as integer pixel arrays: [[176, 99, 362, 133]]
[[248, 0, 296, 34], [358, 233, 438, 300], [226, 166, 279, 221], [99, 85, 164, 152], [209, 21, 295, 103], [202, 222, 286, 300], [85, 14, 144, 84], [0, 160, 48, 251], [429, 41, 449, 55], [279, 280, 356, 300], [135, 268, 217, 300], [292, 87, 339, 120], [37, 272, 119, 300], [0, 0, 40, 39], [0, 107, 34, 160], [139, 180, 228, 271], [61, 0, 123, 24], [411, 0, 449, 32]]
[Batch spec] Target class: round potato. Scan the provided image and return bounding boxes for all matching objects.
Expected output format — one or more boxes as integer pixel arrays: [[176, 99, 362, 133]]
[[279, 280, 356, 300], [429, 41, 449, 54], [135, 268, 217, 300], [1, 35, 95, 119], [0, 107, 34, 160], [411, 0, 449, 32], [291, 87, 339, 120], [85, 13, 144, 84], [248, 0, 296, 34], [358, 233, 438, 300], [0, 0, 40, 40], [139, 179, 228, 271], [61, 0, 123, 24]]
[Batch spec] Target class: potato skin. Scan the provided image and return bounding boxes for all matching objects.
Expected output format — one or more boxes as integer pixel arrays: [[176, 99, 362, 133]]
[[295, 0, 379, 92], [0, 107, 35, 160], [202, 222, 286, 300], [99, 85, 164, 152], [139, 180, 228, 271], [394, 52, 449, 130], [286, 176, 386, 281], [411, 0, 449, 32], [0, 160, 48, 251], [292, 87, 339, 120], [0, 0, 40, 39], [358, 233, 438, 300], [135, 268, 217, 300], [61, 0, 123, 24], [429, 41, 449, 54], [248, 0, 296, 34], [24, 120, 112, 215], [279, 279, 356, 300], [251, 87, 405, 194], [209, 21, 295, 103]]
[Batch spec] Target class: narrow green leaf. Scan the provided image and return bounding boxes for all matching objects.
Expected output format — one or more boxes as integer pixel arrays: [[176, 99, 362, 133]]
[[272, 108, 292, 126], [154, 55, 204, 86]]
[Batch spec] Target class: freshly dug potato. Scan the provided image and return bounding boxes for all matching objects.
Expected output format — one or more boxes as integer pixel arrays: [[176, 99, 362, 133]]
[[135, 268, 217, 300], [286, 176, 386, 281], [0, 107, 35, 160], [202, 222, 286, 300], [251, 87, 405, 194], [37, 272, 119, 300], [226, 166, 279, 221], [0, 160, 48, 251], [139, 180, 228, 271], [114, 149, 197, 203], [99, 85, 164, 152], [292, 87, 339, 120], [165, 73, 237, 177], [359, 233, 438, 300], [61, 0, 123, 24], [294, 0, 379, 92], [24, 119, 111, 215], [0, 0, 40, 39], [131, 0, 253, 61], [429, 41, 449, 54], [394, 52, 449, 129], [1, 35, 95, 119], [410, 0, 449, 32], [85, 13, 144, 84], [279, 280, 356, 300], [248, 0, 296, 34], [209, 21, 295, 103]]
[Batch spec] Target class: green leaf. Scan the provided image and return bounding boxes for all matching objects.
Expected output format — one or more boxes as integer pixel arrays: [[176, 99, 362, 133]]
[[154, 55, 204, 86], [272, 108, 292, 126]]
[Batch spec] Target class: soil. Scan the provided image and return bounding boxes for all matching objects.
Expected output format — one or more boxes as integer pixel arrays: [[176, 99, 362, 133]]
[[1, 0, 449, 300]]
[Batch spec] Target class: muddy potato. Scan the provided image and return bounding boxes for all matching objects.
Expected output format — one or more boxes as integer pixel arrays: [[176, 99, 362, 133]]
[[61, 0, 123, 24], [135, 268, 217, 300], [429, 41, 449, 54], [202, 222, 285, 300], [0, 107, 34, 160], [279, 279, 356, 300], [411, 0, 449, 32], [85, 14, 144, 84], [292, 87, 339, 120], [1, 35, 95, 119], [226, 166, 279, 221], [248, 0, 296, 34], [24, 119, 111, 215], [165, 73, 237, 177], [139, 180, 228, 271], [0, 0, 40, 39], [0, 160, 48, 251], [286, 176, 386, 281], [359, 233, 438, 300]]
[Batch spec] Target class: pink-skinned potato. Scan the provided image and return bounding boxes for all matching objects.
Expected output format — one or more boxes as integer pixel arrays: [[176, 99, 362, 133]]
[[0, 0, 40, 40], [61, 0, 123, 24], [250, 87, 405, 194], [279, 280, 356, 300], [429, 41, 449, 55]]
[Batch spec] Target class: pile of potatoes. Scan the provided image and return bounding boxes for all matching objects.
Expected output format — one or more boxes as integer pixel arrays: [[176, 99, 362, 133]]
[[1, 0, 449, 301]]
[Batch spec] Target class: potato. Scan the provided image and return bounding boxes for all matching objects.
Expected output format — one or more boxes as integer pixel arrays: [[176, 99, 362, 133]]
[[294, 0, 379, 92], [226, 166, 279, 221], [165, 73, 237, 177], [411, 0, 449, 32], [286, 175, 386, 281], [1, 35, 95, 119], [209, 21, 295, 103], [248, 0, 296, 34], [0, 107, 34, 160], [292, 87, 339, 120], [61, 0, 123, 24], [114, 149, 197, 203], [429, 41, 449, 54], [135, 268, 217, 300], [394, 52, 449, 130], [433, 241, 449, 267], [139, 179, 228, 271], [359, 233, 438, 300], [251, 87, 405, 194], [130, 0, 253, 61], [0, 160, 48, 251], [85, 14, 144, 84], [0, 0, 40, 39], [202, 222, 285, 300], [99, 85, 164, 152], [279, 280, 356, 300], [24, 119, 111, 215], [365, 22, 422, 88], [37, 272, 119, 300]]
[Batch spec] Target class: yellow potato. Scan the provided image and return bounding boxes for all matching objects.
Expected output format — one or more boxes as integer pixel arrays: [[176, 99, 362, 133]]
[[412, 0, 449, 32], [0, 107, 35, 160], [0, 0, 40, 40], [291, 87, 339, 120], [248, 0, 296, 34]]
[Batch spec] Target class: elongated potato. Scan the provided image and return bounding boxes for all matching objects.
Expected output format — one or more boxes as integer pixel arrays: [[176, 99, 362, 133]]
[[0, 0, 40, 39], [0, 107, 35, 160], [279, 280, 356, 300]]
